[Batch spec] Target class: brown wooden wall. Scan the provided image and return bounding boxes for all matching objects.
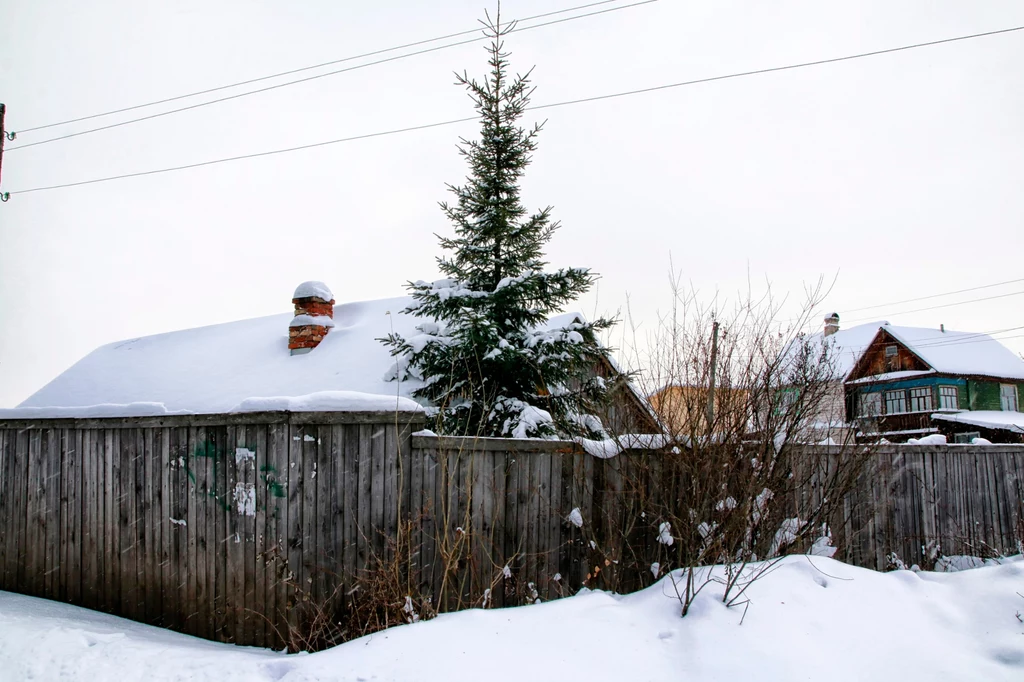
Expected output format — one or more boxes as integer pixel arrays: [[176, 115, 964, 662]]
[[1, 413, 1022, 650]]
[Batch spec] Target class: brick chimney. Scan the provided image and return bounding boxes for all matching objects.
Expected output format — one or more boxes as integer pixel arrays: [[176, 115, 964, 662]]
[[289, 281, 336, 355], [824, 312, 840, 337]]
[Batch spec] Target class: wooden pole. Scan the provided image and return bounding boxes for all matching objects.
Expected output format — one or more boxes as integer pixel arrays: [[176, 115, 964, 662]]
[[0, 103, 7, 192], [706, 320, 719, 429]]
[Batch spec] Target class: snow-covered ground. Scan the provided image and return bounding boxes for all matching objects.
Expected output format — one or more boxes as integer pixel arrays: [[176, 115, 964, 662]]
[[1, 556, 1022, 682]]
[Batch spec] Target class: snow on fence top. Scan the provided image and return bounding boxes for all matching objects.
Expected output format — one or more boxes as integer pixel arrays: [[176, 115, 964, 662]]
[[293, 280, 334, 301], [230, 391, 423, 414]]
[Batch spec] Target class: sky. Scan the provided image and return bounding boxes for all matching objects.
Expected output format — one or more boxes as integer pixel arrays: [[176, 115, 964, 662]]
[[1, 0, 1023, 407]]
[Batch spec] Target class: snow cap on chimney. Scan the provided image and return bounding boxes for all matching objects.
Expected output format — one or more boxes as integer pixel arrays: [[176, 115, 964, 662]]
[[289, 281, 336, 355], [824, 312, 840, 337]]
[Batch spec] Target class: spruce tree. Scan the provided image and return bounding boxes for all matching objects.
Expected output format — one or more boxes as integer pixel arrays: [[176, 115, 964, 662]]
[[383, 12, 615, 439]]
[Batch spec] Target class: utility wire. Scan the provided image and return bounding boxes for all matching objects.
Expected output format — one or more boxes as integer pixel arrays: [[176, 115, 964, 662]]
[[8, 116, 480, 194], [818, 326, 1024, 364], [911, 332, 1024, 349], [794, 277, 1024, 328], [834, 331, 1024, 359], [886, 325, 1024, 350], [12, 0, 626, 135], [7, 22, 1024, 196], [527, 24, 1024, 112], [843, 290, 1024, 325], [5, 0, 657, 151], [840, 277, 1024, 314]]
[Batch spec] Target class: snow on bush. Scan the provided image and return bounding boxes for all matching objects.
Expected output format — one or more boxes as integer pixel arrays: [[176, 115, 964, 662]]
[[568, 508, 584, 528], [810, 525, 837, 558], [495, 398, 554, 439], [657, 522, 674, 546], [715, 497, 737, 512], [769, 517, 807, 556]]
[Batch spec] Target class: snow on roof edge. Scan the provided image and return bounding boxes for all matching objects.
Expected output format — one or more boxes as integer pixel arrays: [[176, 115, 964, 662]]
[[930, 410, 1024, 433]]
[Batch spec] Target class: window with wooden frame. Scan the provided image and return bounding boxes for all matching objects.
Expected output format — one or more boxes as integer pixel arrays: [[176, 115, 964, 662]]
[[885, 389, 906, 414], [938, 385, 959, 410], [885, 344, 899, 372], [909, 387, 933, 412], [1001, 384, 1019, 412], [859, 392, 882, 417]]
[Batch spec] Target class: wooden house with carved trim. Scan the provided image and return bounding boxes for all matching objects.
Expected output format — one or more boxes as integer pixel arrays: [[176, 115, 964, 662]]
[[844, 323, 1024, 442]]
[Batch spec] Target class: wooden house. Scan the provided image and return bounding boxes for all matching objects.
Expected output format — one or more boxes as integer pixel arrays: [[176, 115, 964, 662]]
[[843, 324, 1024, 442], [5, 281, 656, 435], [647, 383, 748, 436]]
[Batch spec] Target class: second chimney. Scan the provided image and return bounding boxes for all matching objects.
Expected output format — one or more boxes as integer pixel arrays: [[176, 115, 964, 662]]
[[289, 281, 336, 355], [824, 312, 840, 337]]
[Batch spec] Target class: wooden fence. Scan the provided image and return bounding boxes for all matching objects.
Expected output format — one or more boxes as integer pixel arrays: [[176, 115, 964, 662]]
[[1, 412, 1022, 650], [834, 444, 1024, 569]]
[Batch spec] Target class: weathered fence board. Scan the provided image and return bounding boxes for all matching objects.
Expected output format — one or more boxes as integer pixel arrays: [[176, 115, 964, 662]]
[[2, 412, 1023, 650]]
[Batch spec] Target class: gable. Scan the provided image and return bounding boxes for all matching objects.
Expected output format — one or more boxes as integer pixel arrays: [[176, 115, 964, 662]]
[[846, 329, 931, 382], [844, 325, 1024, 383], [883, 326, 1024, 380]]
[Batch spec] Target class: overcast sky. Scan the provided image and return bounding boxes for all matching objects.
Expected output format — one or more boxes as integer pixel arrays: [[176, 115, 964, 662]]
[[1, 0, 1023, 407]]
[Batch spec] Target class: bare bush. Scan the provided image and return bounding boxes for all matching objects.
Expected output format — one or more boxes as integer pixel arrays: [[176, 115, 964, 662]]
[[611, 271, 873, 615]]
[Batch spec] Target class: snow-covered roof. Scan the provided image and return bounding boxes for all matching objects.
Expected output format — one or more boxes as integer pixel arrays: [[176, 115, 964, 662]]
[[880, 325, 1024, 380], [847, 369, 937, 385], [7, 296, 597, 419], [10, 296, 426, 418], [931, 410, 1024, 434], [805, 322, 1024, 382], [802, 321, 890, 380]]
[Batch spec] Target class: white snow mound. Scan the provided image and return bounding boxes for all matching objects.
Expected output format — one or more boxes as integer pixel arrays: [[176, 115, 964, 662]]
[[1, 556, 1022, 681]]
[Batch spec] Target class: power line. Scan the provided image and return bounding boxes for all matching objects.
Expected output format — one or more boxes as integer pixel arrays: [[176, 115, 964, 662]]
[[12, 0, 626, 135], [838, 332, 1024, 361], [527, 24, 1024, 112], [7, 22, 1024, 196], [897, 325, 1024, 349], [8, 116, 480, 194], [841, 277, 1024, 315], [913, 332, 1024, 350], [844, 290, 1024, 325], [825, 327, 1024, 360], [5, 0, 657, 151]]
